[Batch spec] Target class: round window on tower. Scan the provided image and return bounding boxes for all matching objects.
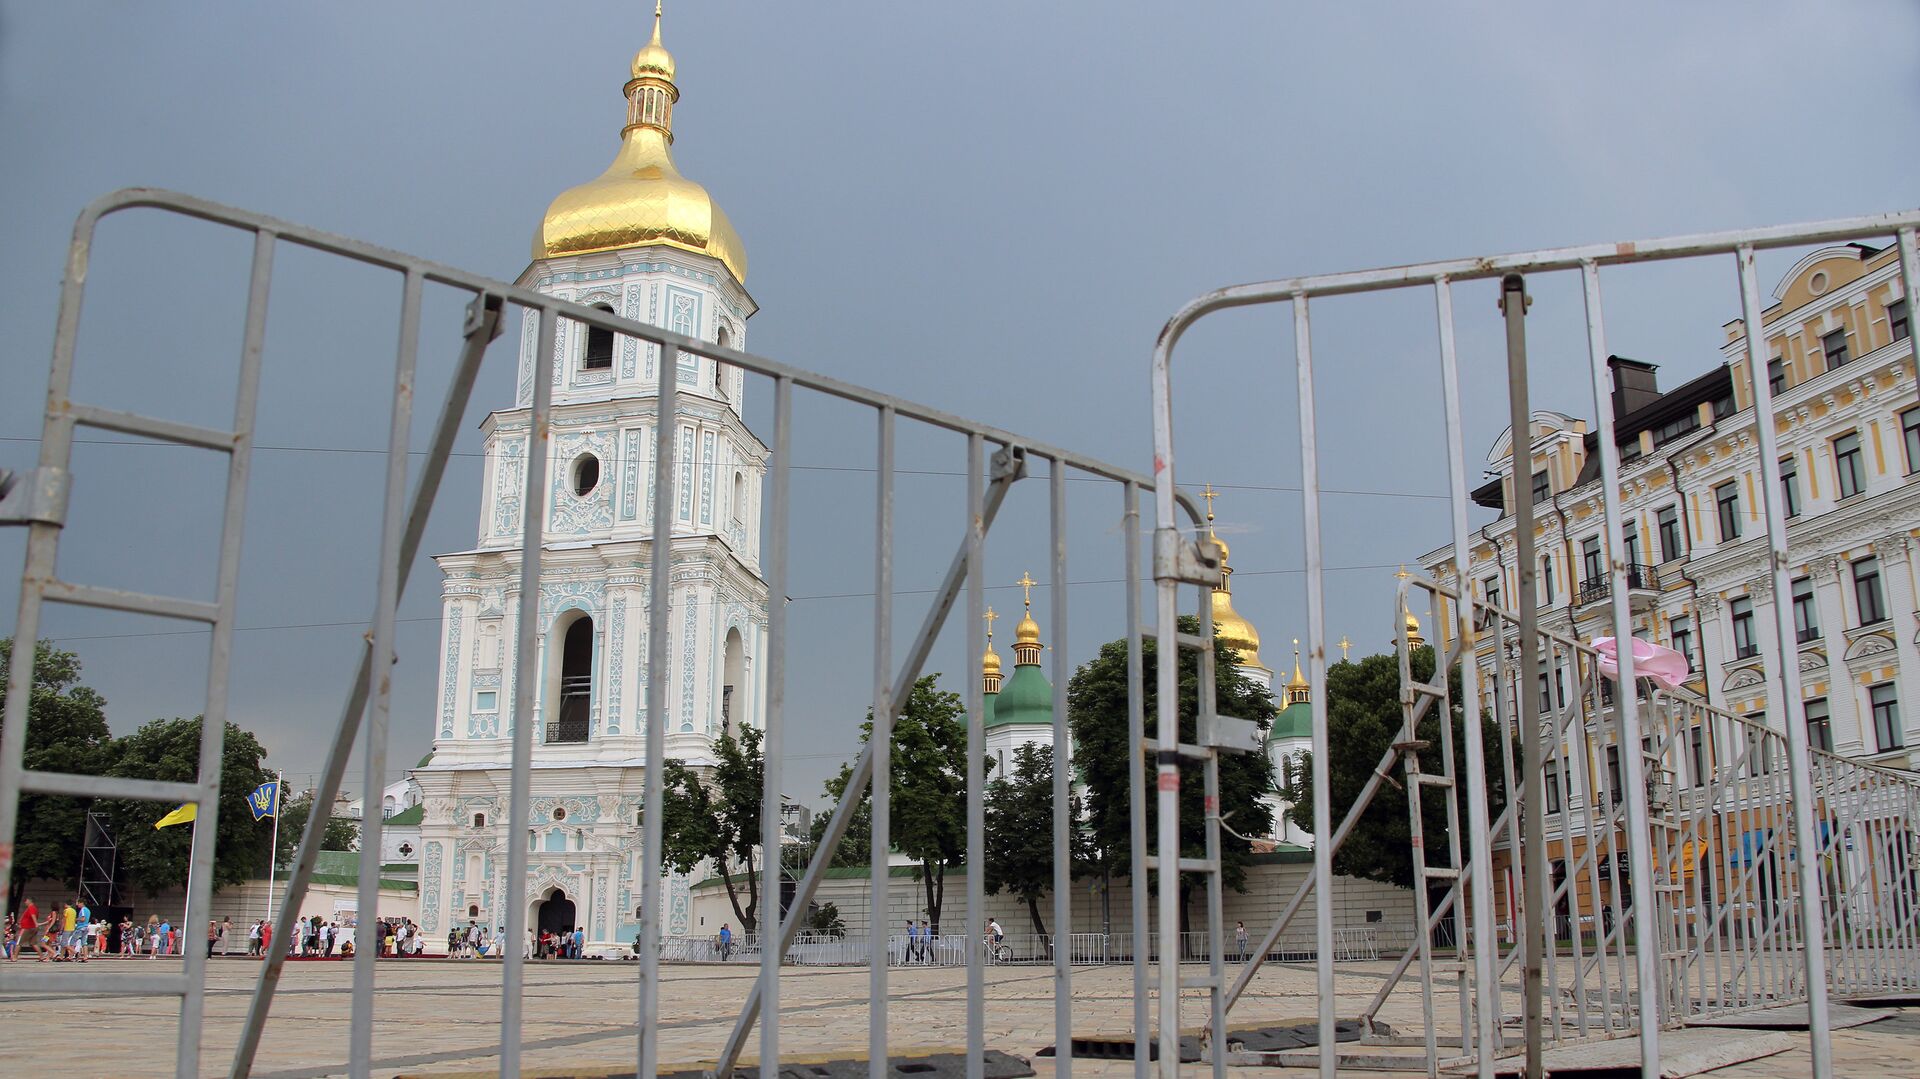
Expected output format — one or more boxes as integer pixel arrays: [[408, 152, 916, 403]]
[[552, 806, 567, 822], [571, 454, 600, 498]]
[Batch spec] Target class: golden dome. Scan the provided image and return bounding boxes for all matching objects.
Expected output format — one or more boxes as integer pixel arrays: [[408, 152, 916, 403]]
[[630, 3, 675, 82], [1283, 641, 1310, 705], [1211, 589, 1264, 669], [1200, 486, 1265, 669], [982, 647, 1002, 677], [1015, 612, 1041, 646], [534, 4, 749, 282], [1404, 607, 1425, 648]]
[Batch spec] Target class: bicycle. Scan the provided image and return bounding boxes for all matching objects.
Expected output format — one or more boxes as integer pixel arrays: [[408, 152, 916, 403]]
[[984, 935, 1012, 964]]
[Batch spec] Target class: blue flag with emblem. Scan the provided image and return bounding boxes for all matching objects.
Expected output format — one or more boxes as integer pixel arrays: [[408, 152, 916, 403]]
[[248, 779, 280, 821]]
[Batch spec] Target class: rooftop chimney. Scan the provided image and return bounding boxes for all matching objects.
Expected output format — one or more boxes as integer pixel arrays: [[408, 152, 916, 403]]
[[1608, 356, 1661, 423]]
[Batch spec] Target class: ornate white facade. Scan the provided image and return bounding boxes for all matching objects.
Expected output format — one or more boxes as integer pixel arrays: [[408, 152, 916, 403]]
[[411, 12, 769, 952], [1421, 241, 1919, 767]]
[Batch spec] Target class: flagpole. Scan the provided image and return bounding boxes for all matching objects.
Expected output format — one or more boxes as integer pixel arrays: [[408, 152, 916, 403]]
[[265, 771, 283, 930]]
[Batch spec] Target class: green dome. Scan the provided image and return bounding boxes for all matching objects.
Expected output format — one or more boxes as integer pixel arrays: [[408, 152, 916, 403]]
[[988, 662, 1052, 729], [1266, 701, 1312, 743]]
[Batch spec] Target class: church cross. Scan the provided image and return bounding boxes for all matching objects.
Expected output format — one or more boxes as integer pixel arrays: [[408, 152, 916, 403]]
[[984, 606, 998, 642], [1201, 483, 1219, 525], [1017, 572, 1037, 608], [1338, 635, 1352, 661]]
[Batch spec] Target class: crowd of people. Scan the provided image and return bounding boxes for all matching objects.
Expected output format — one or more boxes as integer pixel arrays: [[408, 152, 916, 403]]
[[6, 898, 606, 962], [3, 897, 103, 961], [534, 925, 586, 959]]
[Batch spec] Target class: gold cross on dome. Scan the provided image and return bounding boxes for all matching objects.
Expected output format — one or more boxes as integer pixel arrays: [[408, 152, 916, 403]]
[[1017, 572, 1037, 607], [1394, 564, 1410, 581], [1201, 483, 1219, 525], [1338, 635, 1352, 661], [984, 606, 998, 641]]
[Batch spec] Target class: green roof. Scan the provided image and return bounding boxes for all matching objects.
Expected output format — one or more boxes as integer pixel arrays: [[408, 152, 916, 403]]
[[1267, 701, 1312, 743], [415, 751, 434, 768], [988, 662, 1051, 728], [274, 850, 417, 892], [385, 803, 424, 826]]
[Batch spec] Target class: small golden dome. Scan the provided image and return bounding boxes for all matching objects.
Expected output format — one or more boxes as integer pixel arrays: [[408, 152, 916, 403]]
[[534, 3, 748, 282], [1015, 612, 1041, 647], [1403, 607, 1426, 648], [1283, 641, 1310, 705], [982, 647, 1002, 677], [1199, 486, 1265, 669], [1212, 590, 1264, 669], [630, 3, 675, 82]]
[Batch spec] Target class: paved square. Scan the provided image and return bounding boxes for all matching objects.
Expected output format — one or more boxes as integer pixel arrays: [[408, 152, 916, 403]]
[[1, 956, 1913, 1077]]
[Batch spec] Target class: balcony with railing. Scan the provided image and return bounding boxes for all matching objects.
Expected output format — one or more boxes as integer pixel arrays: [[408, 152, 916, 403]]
[[1575, 563, 1662, 612], [548, 674, 591, 743]]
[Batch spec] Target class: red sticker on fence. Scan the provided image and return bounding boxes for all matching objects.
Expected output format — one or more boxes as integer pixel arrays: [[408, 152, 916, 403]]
[[1205, 796, 1218, 814], [1158, 773, 1180, 791]]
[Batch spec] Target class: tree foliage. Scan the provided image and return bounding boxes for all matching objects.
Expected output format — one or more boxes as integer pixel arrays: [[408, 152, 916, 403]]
[[0, 639, 113, 909], [99, 715, 274, 896], [815, 675, 973, 934], [811, 759, 871, 870], [805, 900, 847, 938], [659, 725, 765, 933], [984, 741, 1088, 936], [1068, 616, 1276, 924], [1283, 647, 1507, 889], [275, 789, 360, 865]]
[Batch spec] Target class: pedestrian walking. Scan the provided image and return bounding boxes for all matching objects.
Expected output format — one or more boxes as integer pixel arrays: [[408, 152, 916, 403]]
[[1235, 921, 1249, 962], [718, 922, 732, 961]]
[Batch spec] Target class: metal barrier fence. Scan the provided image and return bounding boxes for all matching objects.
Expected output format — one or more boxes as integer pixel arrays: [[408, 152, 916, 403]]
[[0, 188, 1206, 1079], [656, 929, 1395, 968], [1356, 577, 1920, 1072], [1153, 208, 1920, 1079], [5, 187, 1918, 1079]]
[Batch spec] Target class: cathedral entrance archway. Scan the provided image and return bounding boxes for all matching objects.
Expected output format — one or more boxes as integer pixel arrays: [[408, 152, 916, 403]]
[[536, 887, 576, 942]]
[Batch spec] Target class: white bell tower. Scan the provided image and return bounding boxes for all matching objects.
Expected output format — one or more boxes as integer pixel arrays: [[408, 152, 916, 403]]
[[412, 5, 768, 952]]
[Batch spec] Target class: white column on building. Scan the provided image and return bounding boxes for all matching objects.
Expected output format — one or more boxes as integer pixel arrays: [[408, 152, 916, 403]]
[[1873, 533, 1920, 753], [1747, 573, 1781, 728], [1809, 556, 1865, 754], [1694, 592, 1727, 711]]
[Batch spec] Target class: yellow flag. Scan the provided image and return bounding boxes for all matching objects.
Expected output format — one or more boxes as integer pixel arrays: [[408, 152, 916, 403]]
[[154, 803, 197, 829]]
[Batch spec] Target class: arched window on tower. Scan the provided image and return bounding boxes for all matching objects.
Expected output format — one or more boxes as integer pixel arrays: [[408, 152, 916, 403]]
[[583, 304, 614, 371], [714, 325, 730, 397], [731, 471, 745, 525], [549, 616, 593, 743], [721, 628, 745, 739]]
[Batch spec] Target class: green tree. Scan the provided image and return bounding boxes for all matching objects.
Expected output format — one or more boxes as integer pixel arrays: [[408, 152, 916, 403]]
[[658, 726, 764, 933], [1284, 647, 1507, 889], [275, 789, 360, 866], [985, 741, 1088, 936], [1068, 616, 1276, 928], [815, 675, 974, 934], [805, 900, 847, 937], [98, 716, 274, 896], [0, 639, 113, 910], [811, 760, 871, 870]]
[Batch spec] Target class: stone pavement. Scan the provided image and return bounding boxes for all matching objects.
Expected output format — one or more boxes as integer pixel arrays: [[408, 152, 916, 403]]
[[0, 956, 1912, 1077]]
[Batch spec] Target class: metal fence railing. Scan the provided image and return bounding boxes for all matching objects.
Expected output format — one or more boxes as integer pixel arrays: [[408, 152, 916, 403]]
[[1154, 207, 1920, 1079], [0, 188, 1196, 1079], [6, 186, 1917, 1079]]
